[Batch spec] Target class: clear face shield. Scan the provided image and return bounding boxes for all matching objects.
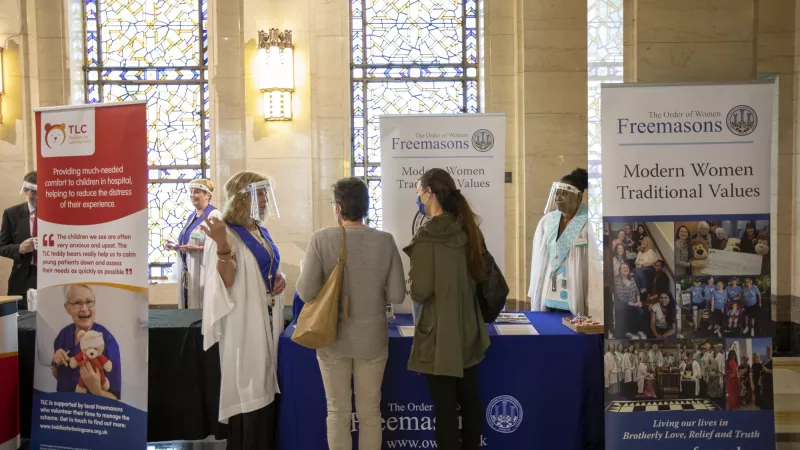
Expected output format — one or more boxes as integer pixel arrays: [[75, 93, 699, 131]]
[[543, 181, 582, 214], [240, 179, 279, 222], [21, 181, 38, 207]]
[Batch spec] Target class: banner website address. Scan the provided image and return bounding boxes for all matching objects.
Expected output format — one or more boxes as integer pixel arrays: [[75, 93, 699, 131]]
[[40, 423, 107, 436], [387, 440, 438, 448]]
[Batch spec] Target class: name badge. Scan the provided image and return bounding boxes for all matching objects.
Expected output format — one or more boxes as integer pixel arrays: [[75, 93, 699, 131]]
[[573, 237, 588, 247]]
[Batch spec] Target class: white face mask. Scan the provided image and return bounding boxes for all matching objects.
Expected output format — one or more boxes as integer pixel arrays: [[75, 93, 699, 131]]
[[332, 203, 339, 222]]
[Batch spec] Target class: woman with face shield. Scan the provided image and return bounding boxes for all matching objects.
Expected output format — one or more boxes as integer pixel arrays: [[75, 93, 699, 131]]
[[528, 168, 590, 315], [164, 179, 223, 309], [199, 172, 287, 450]]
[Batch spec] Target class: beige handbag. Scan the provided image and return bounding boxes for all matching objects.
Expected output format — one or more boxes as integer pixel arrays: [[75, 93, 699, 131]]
[[292, 225, 349, 349]]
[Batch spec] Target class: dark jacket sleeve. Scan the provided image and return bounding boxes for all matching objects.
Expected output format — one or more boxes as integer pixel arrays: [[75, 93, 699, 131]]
[[408, 241, 435, 304], [0, 208, 21, 260]]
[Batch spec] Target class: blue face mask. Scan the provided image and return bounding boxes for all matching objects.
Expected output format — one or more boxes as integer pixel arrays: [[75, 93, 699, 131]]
[[416, 193, 426, 216]]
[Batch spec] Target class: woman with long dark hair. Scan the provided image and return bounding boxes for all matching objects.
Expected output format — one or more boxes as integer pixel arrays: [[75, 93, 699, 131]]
[[404, 168, 490, 450], [612, 243, 626, 277], [649, 291, 676, 338], [751, 352, 764, 408], [675, 225, 691, 276], [726, 350, 740, 410], [762, 346, 774, 409]]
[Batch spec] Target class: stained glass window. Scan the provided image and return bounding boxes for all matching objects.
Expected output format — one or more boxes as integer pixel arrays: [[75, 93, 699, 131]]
[[351, 0, 481, 228], [587, 0, 623, 256], [85, 0, 210, 280]]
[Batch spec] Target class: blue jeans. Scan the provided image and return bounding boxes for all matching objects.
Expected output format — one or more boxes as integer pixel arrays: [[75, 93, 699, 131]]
[[635, 267, 654, 292]]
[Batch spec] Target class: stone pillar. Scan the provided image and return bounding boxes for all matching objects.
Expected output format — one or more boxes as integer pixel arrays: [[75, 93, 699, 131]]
[[519, 0, 588, 307], [485, 0, 522, 302], [757, 0, 796, 310], [631, 0, 756, 83], [208, 0, 247, 186]]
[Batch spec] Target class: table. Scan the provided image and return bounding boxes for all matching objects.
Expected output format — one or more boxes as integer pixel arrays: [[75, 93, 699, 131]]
[[277, 312, 605, 450], [1, 296, 21, 450], [17, 310, 228, 443]]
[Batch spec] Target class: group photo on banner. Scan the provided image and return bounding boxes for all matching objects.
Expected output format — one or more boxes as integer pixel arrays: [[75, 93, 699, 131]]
[[599, 81, 776, 450]]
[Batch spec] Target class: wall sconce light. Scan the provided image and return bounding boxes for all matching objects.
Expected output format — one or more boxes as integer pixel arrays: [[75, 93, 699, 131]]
[[0, 47, 4, 123], [258, 29, 294, 121]]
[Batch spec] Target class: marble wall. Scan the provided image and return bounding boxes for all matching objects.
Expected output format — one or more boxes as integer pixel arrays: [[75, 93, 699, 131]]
[[629, 0, 799, 306]]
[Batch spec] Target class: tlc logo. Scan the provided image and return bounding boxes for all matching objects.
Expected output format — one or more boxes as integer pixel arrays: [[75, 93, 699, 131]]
[[44, 123, 90, 149]]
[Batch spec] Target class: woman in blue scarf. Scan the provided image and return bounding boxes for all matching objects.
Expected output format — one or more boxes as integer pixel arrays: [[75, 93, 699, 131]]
[[165, 179, 222, 309]]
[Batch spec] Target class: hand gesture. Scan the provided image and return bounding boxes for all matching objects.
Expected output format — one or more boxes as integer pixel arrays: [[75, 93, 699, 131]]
[[179, 244, 203, 253], [164, 240, 177, 251], [53, 349, 70, 367], [79, 363, 103, 395], [201, 215, 227, 246], [272, 273, 286, 296], [20, 238, 35, 254]]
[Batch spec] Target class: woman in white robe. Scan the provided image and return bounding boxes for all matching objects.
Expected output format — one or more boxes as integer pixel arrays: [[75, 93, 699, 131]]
[[649, 345, 664, 368], [615, 344, 625, 384], [604, 344, 620, 395], [166, 179, 223, 309], [529, 169, 590, 315], [201, 172, 287, 450], [635, 356, 650, 395]]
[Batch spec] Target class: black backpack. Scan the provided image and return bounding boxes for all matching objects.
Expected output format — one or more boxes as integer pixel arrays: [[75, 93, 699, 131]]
[[476, 246, 509, 323]]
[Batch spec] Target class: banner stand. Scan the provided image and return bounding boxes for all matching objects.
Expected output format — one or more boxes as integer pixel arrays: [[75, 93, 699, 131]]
[[598, 81, 776, 450], [30, 102, 149, 450]]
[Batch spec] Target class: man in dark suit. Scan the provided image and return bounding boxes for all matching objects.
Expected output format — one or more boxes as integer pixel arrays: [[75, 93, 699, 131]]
[[0, 171, 38, 310]]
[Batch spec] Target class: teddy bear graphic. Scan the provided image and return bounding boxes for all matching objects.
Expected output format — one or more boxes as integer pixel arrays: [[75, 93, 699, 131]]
[[44, 123, 67, 149], [724, 238, 741, 252], [690, 238, 709, 275], [69, 329, 113, 393]]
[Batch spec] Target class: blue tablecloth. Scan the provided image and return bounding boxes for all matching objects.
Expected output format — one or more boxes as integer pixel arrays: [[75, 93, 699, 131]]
[[277, 312, 604, 450]]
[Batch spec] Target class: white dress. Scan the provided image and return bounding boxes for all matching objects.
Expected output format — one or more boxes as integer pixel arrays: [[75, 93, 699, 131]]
[[614, 352, 625, 383], [529, 205, 590, 315], [202, 228, 286, 423], [175, 209, 223, 309], [622, 352, 635, 383], [604, 352, 619, 391]]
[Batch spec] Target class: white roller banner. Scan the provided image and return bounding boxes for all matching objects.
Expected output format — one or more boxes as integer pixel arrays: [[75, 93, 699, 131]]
[[380, 114, 506, 313], [599, 81, 775, 450]]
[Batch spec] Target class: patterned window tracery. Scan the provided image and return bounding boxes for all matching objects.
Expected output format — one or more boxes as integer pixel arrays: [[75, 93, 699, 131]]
[[351, 0, 481, 228], [85, 0, 209, 279]]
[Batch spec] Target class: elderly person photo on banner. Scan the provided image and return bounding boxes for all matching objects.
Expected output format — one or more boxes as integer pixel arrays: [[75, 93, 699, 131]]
[[675, 219, 769, 276], [51, 284, 122, 400]]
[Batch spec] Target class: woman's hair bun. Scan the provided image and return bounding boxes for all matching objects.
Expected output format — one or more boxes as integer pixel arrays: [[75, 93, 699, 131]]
[[561, 167, 589, 192]]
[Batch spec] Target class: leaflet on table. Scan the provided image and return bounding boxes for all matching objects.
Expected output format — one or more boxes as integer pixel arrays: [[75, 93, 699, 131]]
[[494, 324, 538, 336], [495, 312, 530, 324], [30, 102, 149, 450], [597, 82, 776, 450]]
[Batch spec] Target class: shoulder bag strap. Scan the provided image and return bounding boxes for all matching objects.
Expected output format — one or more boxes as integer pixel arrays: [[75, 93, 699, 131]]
[[339, 225, 350, 318]]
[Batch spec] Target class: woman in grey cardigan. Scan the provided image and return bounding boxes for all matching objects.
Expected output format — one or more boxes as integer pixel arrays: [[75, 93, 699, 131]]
[[296, 177, 406, 450]]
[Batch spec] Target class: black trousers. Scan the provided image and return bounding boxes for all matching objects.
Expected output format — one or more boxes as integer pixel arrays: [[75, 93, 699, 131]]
[[426, 366, 482, 450], [226, 399, 278, 450]]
